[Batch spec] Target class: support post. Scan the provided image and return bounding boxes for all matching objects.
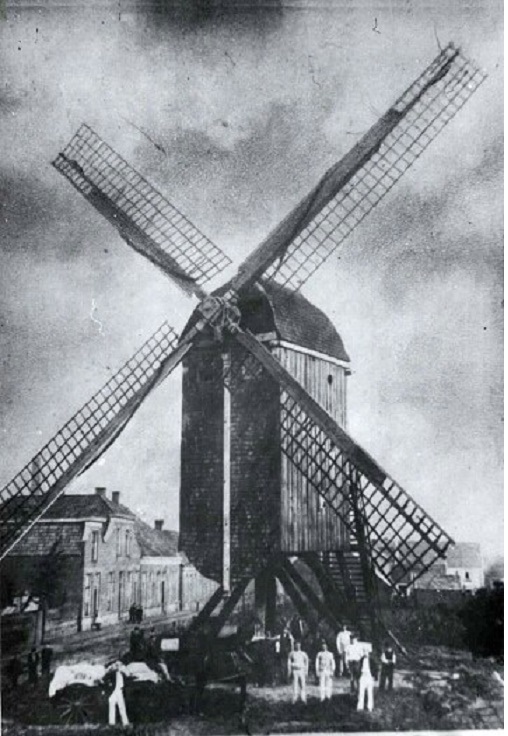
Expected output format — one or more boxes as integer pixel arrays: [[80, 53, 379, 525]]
[[275, 564, 316, 633], [349, 471, 380, 648], [255, 567, 277, 635], [209, 577, 250, 637], [281, 558, 341, 631], [222, 352, 231, 593]]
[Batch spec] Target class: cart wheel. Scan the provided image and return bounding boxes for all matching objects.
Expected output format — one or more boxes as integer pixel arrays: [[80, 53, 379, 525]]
[[55, 685, 99, 725]]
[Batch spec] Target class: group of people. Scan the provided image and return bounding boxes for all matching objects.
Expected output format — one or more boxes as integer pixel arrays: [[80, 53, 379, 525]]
[[278, 620, 397, 711], [129, 625, 158, 663], [128, 603, 144, 624], [6, 646, 54, 689]]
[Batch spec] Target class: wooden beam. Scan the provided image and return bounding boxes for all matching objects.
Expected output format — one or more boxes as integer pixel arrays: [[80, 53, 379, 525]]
[[222, 352, 231, 593], [185, 587, 225, 637], [281, 558, 341, 632], [209, 577, 251, 638], [254, 567, 277, 635], [275, 565, 315, 634]]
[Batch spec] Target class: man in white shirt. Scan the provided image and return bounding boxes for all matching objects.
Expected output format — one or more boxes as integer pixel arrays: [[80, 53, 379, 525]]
[[107, 661, 129, 726], [335, 624, 352, 676], [287, 641, 309, 704], [315, 642, 336, 701], [345, 634, 363, 693], [357, 649, 376, 712]]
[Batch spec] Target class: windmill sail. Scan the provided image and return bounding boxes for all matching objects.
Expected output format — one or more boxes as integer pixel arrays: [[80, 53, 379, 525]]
[[0, 323, 188, 560], [230, 43, 486, 294], [233, 327, 453, 587], [53, 125, 232, 298]]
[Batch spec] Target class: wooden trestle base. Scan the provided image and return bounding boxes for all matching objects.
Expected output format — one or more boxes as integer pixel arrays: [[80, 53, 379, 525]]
[[184, 553, 381, 650]]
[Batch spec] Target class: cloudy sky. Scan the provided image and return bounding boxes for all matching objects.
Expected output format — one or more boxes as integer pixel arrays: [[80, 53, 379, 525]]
[[0, 1, 503, 559]]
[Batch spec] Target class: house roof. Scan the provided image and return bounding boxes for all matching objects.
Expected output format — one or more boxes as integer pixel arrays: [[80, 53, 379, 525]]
[[446, 543, 483, 569], [10, 522, 83, 556], [413, 562, 462, 590], [134, 519, 179, 557], [42, 494, 135, 521]]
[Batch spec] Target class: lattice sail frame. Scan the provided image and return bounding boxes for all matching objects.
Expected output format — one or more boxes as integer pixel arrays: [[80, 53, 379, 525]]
[[230, 330, 453, 589], [284, 399, 452, 587], [262, 44, 486, 292], [0, 323, 179, 557], [53, 124, 231, 294]]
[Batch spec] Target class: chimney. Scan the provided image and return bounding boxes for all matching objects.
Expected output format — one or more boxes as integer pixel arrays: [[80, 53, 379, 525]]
[[154, 520, 164, 531], [112, 491, 120, 505], [95, 487, 106, 497]]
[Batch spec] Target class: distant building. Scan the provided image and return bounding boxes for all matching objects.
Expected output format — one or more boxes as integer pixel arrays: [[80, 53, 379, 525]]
[[444, 543, 484, 590], [388, 541, 485, 599], [1, 488, 217, 637]]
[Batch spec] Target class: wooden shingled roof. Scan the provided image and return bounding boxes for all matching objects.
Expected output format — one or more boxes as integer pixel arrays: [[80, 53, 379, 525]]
[[183, 279, 350, 364], [257, 280, 350, 363]]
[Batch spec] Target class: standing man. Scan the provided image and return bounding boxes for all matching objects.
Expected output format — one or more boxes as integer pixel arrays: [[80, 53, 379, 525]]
[[290, 615, 305, 643], [345, 634, 362, 693], [107, 661, 130, 727], [287, 640, 309, 704], [336, 624, 352, 677], [315, 642, 336, 702], [357, 647, 376, 712], [27, 647, 39, 686], [379, 642, 396, 692], [280, 627, 294, 683]]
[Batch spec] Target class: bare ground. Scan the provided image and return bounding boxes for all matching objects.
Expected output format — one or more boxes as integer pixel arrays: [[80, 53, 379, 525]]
[[2, 646, 503, 735]]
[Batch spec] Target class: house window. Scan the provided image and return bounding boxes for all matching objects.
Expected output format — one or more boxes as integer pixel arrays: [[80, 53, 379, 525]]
[[107, 572, 116, 611], [93, 573, 101, 618], [125, 530, 131, 558], [131, 572, 137, 605], [141, 571, 147, 606], [465, 571, 470, 581], [116, 528, 121, 558], [126, 571, 132, 608], [84, 574, 93, 617], [91, 530, 99, 562], [151, 572, 156, 606]]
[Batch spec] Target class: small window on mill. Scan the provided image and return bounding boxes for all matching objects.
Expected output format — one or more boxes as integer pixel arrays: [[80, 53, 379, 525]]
[[327, 374, 333, 385]]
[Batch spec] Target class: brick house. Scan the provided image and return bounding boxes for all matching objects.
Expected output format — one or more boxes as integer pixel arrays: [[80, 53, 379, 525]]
[[2, 488, 217, 636]]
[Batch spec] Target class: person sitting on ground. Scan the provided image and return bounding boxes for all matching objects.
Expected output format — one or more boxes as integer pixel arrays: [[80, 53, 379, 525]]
[[379, 642, 396, 692]]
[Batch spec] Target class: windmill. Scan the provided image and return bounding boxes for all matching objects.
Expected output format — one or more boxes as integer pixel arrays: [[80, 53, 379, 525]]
[[0, 44, 486, 643]]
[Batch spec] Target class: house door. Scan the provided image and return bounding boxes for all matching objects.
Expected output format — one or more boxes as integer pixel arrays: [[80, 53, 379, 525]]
[[92, 588, 99, 619], [161, 581, 165, 613]]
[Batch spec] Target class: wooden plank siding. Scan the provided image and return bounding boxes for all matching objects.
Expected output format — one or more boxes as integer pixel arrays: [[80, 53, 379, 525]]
[[273, 345, 350, 553]]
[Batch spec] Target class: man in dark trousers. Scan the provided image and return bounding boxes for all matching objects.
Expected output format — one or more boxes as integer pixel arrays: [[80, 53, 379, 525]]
[[290, 615, 305, 643], [129, 625, 144, 661], [379, 642, 396, 692], [7, 655, 23, 689], [41, 647, 53, 678], [27, 647, 39, 686]]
